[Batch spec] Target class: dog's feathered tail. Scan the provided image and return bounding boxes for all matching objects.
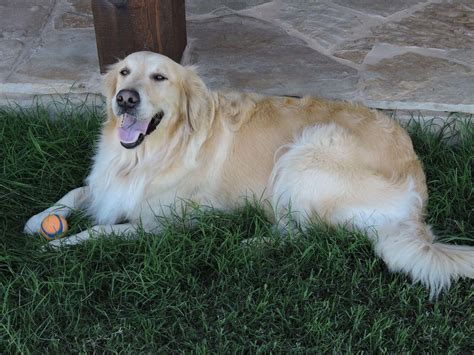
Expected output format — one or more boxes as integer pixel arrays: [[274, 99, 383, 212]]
[[372, 220, 474, 299]]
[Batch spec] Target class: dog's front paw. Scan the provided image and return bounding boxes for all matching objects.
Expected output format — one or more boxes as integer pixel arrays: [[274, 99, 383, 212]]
[[46, 230, 91, 250], [24, 212, 49, 235]]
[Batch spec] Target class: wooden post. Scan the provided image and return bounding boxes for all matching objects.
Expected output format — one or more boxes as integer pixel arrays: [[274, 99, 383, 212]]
[[91, 0, 187, 73]]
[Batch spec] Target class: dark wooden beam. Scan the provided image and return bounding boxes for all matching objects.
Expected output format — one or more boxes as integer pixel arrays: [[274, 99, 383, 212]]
[[91, 0, 187, 73]]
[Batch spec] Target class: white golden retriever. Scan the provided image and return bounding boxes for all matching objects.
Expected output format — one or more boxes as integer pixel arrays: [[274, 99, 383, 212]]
[[25, 51, 473, 298]]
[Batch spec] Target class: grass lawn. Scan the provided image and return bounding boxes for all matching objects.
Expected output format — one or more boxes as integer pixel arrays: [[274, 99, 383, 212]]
[[1, 105, 473, 353]]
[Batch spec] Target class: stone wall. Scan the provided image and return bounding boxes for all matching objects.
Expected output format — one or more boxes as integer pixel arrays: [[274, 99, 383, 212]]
[[1, 0, 473, 113]]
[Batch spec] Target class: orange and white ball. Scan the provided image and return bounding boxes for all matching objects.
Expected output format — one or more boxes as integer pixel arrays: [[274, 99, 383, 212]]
[[40, 214, 69, 240]]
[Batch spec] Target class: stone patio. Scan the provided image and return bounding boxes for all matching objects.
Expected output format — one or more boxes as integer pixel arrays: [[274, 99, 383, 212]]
[[1, 0, 473, 114]]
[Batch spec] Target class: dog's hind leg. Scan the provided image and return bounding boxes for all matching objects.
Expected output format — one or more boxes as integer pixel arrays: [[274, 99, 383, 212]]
[[270, 123, 474, 297], [24, 186, 89, 235]]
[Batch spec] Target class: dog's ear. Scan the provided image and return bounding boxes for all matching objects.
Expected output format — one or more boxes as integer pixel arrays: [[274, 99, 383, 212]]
[[102, 63, 118, 103], [182, 66, 212, 132], [102, 63, 120, 122]]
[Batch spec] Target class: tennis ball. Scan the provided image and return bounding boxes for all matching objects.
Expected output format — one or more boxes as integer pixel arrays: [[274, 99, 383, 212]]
[[40, 214, 69, 240]]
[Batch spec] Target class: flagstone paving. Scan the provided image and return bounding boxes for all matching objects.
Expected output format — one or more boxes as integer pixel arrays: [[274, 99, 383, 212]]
[[1, 0, 473, 114]]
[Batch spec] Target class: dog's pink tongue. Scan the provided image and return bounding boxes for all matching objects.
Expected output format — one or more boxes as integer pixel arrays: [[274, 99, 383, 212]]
[[118, 114, 150, 143]]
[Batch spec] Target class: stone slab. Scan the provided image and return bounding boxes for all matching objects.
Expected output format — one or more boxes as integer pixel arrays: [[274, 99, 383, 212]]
[[332, 0, 426, 17], [66, 0, 93, 15], [55, 12, 94, 29], [332, 49, 367, 64], [335, 1, 474, 63], [54, 0, 94, 29], [0, 39, 24, 81], [362, 52, 474, 107], [0, 0, 54, 39], [9, 29, 99, 85], [448, 49, 474, 69], [186, 15, 359, 99], [186, 0, 271, 15], [375, 2, 474, 49], [277, 1, 381, 50]]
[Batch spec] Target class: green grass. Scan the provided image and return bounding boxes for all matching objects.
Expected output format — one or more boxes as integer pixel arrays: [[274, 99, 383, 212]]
[[1, 106, 473, 353]]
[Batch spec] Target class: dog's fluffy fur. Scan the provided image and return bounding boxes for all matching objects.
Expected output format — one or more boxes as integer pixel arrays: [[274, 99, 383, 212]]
[[25, 51, 474, 298]]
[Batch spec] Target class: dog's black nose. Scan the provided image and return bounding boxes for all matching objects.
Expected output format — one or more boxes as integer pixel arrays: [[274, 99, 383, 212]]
[[116, 89, 140, 109]]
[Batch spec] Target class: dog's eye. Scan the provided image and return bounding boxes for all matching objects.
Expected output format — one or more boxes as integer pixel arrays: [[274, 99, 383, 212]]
[[120, 69, 130, 76], [152, 74, 167, 82]]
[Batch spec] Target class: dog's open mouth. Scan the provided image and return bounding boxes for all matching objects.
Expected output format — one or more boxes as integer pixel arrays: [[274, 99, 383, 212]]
[[118, 112, 164, 149]]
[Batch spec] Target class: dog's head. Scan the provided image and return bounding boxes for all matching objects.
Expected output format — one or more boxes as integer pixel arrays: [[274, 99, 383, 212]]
[[103, 51, 211, 149]]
